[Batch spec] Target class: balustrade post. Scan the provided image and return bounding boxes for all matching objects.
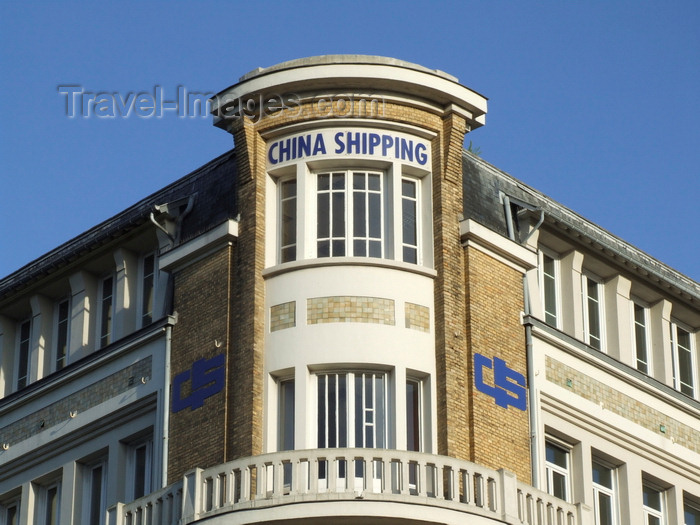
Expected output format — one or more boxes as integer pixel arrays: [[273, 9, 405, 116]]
[[575, 502, 593, 525], [106, 502, 124, 525], [498, 469, 519, 521], [181, 468, 203, 521]]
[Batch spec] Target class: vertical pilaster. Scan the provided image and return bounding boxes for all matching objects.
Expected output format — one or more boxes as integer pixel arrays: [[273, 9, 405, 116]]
[[433, 111, 469, 461]]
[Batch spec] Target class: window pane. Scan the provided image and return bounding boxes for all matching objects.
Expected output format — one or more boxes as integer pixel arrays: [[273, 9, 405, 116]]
[[597, 491, 613, 525], [332, 192, 345, 238], [317, 375, 326, 447], [403, 246, 417, 264], [402, 198, 416, 245], [18, 320, 31, 389], [368, 173, 380, 191], [406, 381, 420, 451], [332, 173, 345, 190], [592, 462, 612, 488], [134, 445, 147, 499], [318, 174, 329, 191], [368, 193, 381, 239], [402, 179, 416, 198], [686, 504, 700, 525], [100, 277, 113, 347], [56, 300, 69, 370], [643, 485, 661, 510], [546, 443, 568, 468], [89, 465, 104, 525], [280, 380, 295, 451], [317, 193, 329, 238], [353, 192, 366, 237], [551, 471, 567, 500], [45, 486, 59, 525]]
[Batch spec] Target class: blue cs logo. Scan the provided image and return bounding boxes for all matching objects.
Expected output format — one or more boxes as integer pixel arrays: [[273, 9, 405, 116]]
[[474, 353, 527, 411], [172, 354, 226, 413]]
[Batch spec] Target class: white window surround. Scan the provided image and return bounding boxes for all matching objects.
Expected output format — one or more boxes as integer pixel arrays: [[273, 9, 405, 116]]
[[670, 320, 697, 399], [582, 272, 605, 351], [539, 249, 561, 329], [266, 158, 432, 270]]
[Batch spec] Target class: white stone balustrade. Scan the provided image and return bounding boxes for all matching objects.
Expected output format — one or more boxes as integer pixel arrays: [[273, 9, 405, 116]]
[[108, 449, 588, 525]]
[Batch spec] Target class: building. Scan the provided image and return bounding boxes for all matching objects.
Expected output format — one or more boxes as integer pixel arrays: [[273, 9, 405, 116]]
[[0, 55, 698, 525]]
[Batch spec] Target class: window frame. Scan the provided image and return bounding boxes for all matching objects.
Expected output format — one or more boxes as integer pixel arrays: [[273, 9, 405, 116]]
[[54, 297, 71, 372], [544, 439, 571, 502], [400, 176, 420, 265], [81, 459, 107, 525], [0, 496, 20, 525], [632, 299, 651, 375], [126, 437, 153, 501], [315, 170, 386, 259], [15, 318, 31, 390], [642, 482, 666, 525], [98, 274, 115, 348], [35, 480, 61, 525], [670, 320, 697, 398], [539, 249, 561, 329], [582, 272, 605, 351], [592, 459, 618, 525], [315, 370, 388, 450], [140, 252, 157, 328], [278, 177, 298, 264]]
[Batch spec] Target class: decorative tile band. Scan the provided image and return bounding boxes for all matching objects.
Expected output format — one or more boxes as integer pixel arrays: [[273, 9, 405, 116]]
[[0, 357, 152, 446], [307, 296, 395, 326], [270, 301, 296, 332], [405, 302, 430, 332], [545, 356, 699, 453]]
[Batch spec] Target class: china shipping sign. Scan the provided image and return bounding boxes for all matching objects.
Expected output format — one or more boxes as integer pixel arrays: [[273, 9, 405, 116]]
[[474, 353, 527, 411], [172, 354, 225, 412]]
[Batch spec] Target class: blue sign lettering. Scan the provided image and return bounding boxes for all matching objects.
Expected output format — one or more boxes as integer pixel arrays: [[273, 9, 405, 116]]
[[172, 353, 226, 413], [267, 130, 429, 166], [474, 353, 527, 411]]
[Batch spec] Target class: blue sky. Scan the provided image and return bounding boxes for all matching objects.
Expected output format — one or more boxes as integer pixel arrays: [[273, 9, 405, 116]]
[[1, 1, 698, 281]]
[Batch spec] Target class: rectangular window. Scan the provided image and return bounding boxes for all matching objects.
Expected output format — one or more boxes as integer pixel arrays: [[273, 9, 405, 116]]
[[55, 299, 70, 371], [592, 461, 617, 525], [128, 439, 152, 501], [279, 179, 297, 263], [540, 252, 560, 327], [671, 322, 696, 397], [1, 499, 19, 525], [317, 172, 347, 258], [401, 178, 419, 264], [545, 440, 571, 502], [99, 276, 114, 348], [643, 484, 666, 525], [17, 319, 31, 389], [583, 274, 604, 350], [37, 482, 60, 525], [83, 461, 107, 525], [279, 379, 295, 451], [317, 171, 384, 259], [633, 302, 650, 374], [141, 253, 156, 327], [686, 501, 700, 525]]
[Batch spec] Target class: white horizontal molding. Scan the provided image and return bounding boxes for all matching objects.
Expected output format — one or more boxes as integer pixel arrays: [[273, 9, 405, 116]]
[[460, 219, 537, 274]]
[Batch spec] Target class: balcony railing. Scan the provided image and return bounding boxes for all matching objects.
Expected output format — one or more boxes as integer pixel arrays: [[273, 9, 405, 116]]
[[108, 449, 588, 525]]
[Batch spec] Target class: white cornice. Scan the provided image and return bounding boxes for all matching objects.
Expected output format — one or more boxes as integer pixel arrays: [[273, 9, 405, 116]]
[[459, 219, 537, 274]]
